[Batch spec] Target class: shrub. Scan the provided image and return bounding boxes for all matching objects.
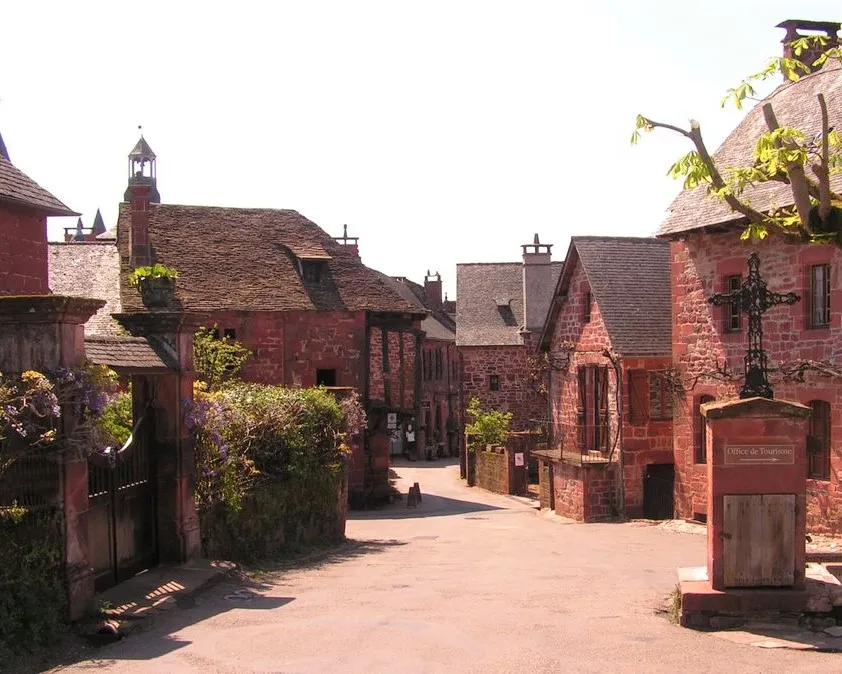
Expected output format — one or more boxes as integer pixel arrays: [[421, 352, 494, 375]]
[[127, 263, 179, 288], [193, 326, 251, 391], [465, 397, 512, 451], [0, 507, 66, 656]]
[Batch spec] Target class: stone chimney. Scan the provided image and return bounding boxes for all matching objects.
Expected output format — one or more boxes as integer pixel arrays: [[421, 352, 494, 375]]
[[129, 184, 152, 268], [777, 19, 841, 75], [522, 233, 553, 332], [334, 224, 360, 259], [424, 270, 442, 309]]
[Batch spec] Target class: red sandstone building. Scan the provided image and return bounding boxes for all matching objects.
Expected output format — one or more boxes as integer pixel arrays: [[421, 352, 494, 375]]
[[374, 271, 459, 457], [537, 237, 673, 521], [656, 19, 842, 531], [51, 137, 426, 504], [456, 235, 561, 444]]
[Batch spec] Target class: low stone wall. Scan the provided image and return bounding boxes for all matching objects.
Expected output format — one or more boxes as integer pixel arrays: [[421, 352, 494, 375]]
[[540, 457, 619, 523], [477, 447, 509, 494]]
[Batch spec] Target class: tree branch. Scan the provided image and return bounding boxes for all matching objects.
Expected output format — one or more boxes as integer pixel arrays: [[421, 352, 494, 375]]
[[762, 103, 813, 228], [816, 93, 831, 219]]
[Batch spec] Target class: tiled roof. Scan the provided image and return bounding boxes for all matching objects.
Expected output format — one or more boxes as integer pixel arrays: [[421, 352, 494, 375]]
[[85, 335, 177, 370], [48, 241, 122, 336], [373, 271, 455, 342], [116, 203, 420, 314], [542, 237, 671, 356], [0, 154, 76, 216], [657, 65, 842, 237], [456, 261, 562, 347], [129, 136, 156, 160]]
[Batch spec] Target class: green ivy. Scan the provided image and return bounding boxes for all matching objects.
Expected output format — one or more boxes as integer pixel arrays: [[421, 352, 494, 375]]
[[194, 326, 252, 391]]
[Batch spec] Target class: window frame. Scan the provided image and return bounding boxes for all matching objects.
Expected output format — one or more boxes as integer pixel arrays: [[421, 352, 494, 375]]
[[809, 264, 831, 329], [583, 291, 592, 324], [489, 374, 500, 392], [807, 399, 831, 480], [724, 275, 742, 332]]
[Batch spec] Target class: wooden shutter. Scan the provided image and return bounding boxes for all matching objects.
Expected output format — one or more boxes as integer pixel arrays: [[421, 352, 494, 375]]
[[597, 367, 609, 450], [628, 369, 648, 425], [576, 367, 587, 450]]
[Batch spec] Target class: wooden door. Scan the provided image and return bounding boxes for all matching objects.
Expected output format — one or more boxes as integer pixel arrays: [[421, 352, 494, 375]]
[[723, 494, 795, 587]]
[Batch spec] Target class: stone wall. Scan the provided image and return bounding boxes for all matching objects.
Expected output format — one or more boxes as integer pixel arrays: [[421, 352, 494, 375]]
[[476, 447, 509, 495], [671, 235, 842, 531], [0, 203, 49, 295], [538, 460, 552, 510], [421, 338, 459, 454], [459, 333, 547, 434], [552, 460, 618, 523]]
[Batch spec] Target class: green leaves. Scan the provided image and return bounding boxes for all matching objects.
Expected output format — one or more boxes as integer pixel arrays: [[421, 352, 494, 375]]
[[465, 397, 512, 450], [194, 325, 252, 391], [667, 150, 712, 189], [128, 263, 179, 288], [630, 114, 654, 145]]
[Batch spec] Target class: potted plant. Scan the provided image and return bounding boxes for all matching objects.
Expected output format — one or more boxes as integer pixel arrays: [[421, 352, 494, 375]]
[[128, 263, 179, 308]]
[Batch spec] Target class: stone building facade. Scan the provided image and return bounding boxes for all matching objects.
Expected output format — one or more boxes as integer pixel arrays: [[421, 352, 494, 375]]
[[656, 20, 842, 532], [51, 137, 425, 503], [537, 237, 673, 522], [456, 236, 561, 449]]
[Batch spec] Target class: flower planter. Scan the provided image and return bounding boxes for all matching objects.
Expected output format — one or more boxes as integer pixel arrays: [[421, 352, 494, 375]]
[[139, 277, 175, 308]]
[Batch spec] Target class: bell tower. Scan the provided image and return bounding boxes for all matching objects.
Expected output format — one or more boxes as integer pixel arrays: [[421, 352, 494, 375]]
[[123, 128, 160, 203]]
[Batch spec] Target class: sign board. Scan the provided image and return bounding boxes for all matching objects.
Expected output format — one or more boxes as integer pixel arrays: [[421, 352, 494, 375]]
[[514, 453, 525, 467], [724, 444, 794, 466], [387, 412, 397, 429]]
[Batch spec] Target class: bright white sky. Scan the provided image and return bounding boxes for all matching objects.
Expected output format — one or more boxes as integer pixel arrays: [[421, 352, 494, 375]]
[[2, 1, 839, 298]]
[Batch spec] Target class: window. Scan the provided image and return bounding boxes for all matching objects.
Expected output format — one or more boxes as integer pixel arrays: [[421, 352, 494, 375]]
[[211, 327, 220, 340], [489, 374, 500, 391], [436, 349, 443, 379], [302, 261, 322, 283], [316, 368, 337, 386], [627, 369, 648, 425], [649, 373, 673, 420], [583, 291, 592, 323], [808, 400, 831, 480], [724, 275, 742, 332], [223, 328, 237, 340], [576, 365, 608, 451], [810, 264, 831, 328], [695, 395, 714, 464]]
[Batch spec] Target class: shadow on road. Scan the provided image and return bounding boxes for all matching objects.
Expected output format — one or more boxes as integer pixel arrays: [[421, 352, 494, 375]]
[[21, 540, 405, 674], [349, 493, 504, 520]]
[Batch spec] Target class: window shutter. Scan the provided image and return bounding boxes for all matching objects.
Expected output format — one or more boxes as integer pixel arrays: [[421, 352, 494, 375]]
[[597, 367, 609, 450], [576, 367, 587, 450], [628, 370, 648, 425]]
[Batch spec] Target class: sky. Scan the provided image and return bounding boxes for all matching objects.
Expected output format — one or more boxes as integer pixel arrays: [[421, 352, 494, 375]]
[[2, 1, 840, 299]]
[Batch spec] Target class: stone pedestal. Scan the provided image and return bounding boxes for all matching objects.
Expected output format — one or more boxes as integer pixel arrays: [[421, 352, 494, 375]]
[[702, 397, 810, 591], [0, 295, 104, 620]]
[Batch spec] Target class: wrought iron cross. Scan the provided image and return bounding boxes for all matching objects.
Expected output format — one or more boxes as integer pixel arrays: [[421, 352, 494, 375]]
[[707, 253, 800, 399]]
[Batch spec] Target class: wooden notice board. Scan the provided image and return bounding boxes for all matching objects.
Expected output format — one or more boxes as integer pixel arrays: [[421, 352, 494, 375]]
[[722, 494, 795, 587]]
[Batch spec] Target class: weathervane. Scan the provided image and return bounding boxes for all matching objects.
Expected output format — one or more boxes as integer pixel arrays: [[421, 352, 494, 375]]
[[708, 253, 800, 399]]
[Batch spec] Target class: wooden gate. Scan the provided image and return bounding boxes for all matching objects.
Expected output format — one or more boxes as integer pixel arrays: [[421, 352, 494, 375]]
[[723, 494, 795, 587], [643, 463, 674, 520], [88, 429, 157, 592]]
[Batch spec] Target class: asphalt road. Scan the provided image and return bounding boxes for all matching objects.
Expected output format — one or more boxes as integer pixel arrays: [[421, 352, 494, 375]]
[[54, 459, 836, 673]]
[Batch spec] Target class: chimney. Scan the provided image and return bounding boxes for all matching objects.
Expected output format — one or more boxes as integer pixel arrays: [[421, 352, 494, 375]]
[[777, 19, 841, 76], [129, 184, 152, 267], [334, 224, 360, 259], [522, 233, 553, 332], [424, 270, 443, 309]]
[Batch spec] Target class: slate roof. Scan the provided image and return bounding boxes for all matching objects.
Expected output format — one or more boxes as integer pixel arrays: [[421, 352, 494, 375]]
[[657, 64, 842, 237], [85, 335, 177, 370], [456, 261, 562, 347], [48, 241, 123, 336], [373, 271, 456, 342], [116, 203, 420, 314], [541, 237, 671, 356], [0, 154, 76, 216], [129, 136, 156, 160]]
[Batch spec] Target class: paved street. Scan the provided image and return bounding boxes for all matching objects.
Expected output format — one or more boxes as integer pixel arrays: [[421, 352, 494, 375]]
[[55, 460, 834, 673]]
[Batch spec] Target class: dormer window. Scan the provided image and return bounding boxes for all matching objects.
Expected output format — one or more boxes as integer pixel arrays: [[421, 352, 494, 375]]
[[302, 260, 323, 283]]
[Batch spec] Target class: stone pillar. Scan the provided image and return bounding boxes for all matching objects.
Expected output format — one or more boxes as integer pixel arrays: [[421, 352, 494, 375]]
[[702, 397, 810, 591], [0, 296, 104, 620], [117, 312, 201, 564]]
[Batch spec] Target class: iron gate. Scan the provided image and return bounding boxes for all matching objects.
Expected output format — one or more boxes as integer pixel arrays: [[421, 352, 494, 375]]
[[643, 463, 674, 520], [88, 429, 157, 592]]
